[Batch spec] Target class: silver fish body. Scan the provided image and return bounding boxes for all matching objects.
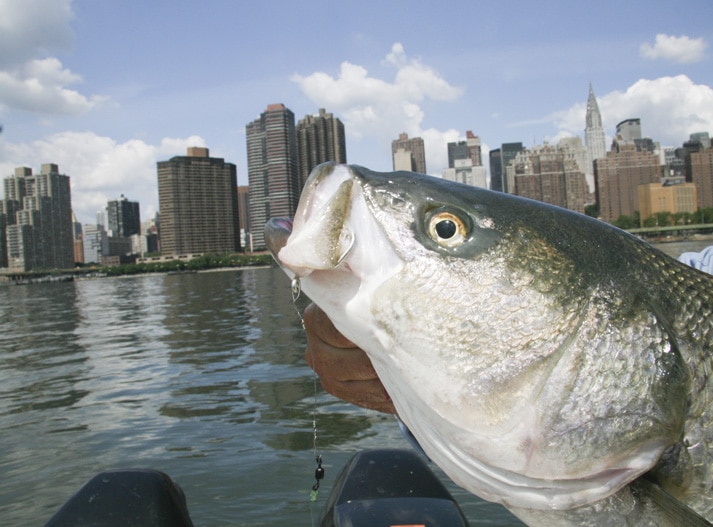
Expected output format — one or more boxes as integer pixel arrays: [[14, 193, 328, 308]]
[[265, 163, 713, 525]]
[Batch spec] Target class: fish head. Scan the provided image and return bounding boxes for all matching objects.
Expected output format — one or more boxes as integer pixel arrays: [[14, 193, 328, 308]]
[[265, 163, 689, 511]]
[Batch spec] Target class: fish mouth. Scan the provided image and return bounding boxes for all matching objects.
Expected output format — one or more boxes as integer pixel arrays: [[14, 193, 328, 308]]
[[267, 164, 359, 278], [264, 217, 294, 260]]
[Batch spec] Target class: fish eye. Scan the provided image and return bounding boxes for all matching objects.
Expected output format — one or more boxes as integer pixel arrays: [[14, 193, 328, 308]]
[[426, 210, 468, 247]]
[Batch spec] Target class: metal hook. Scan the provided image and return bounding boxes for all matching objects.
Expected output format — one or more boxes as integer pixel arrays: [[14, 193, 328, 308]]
[[291, 277, 301, 303]]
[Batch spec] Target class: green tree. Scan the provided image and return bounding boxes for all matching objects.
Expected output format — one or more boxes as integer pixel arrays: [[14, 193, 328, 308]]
[[613, 212, 640, 230]]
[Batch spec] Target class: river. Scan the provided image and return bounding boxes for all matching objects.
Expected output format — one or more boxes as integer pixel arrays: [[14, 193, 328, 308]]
[[0, 266, 522, 526]]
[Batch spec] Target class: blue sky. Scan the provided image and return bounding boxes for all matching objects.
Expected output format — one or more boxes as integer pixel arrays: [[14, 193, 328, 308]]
[[1, 0, 711, 225]]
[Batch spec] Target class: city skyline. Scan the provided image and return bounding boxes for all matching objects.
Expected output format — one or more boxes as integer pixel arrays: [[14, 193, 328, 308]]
[[0, 1, 711, 225]]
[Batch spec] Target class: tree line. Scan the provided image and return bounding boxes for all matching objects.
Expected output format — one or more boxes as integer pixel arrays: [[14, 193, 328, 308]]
[[102, 253, 274, 276]]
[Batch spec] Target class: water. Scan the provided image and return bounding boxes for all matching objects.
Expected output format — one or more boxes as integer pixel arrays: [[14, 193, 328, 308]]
[[0, 267, 521, 526], [650, 237, 713, 259]]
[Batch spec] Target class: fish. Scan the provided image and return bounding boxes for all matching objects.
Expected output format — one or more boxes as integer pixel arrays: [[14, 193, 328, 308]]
[[264, 162, 713, 526]]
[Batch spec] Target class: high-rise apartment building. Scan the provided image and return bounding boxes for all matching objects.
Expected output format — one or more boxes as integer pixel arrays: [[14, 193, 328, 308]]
[[595, 141, 662, 223], [507, 142, 589, 213], [584, 84, 607, 174], [157, 147, 240, 255], [246, 103, 299, 250], [690, 148, 713, 209], [391, 132, 426, 173], [296, 108, 346, 187], [106, 195, 140, 238], [1, 164, 74, 271]]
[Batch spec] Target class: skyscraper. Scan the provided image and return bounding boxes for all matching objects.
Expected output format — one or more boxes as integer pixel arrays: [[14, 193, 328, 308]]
[[690, 132, 711, 149], [106, 195, 140, 238], [595, 142, 662, 223], [391, 132, 426, 173], [443, 131, 486, 188], [246, 103, 299, 250], [690, 148, 713, 210], [157, 147, 240, 255], [447, 131, 483, 168], [507, 142, 589, 213], [296, 108, 347, 187], [1, 164, 74, 271], [489, 148, 503, 192], [237, 185, 250, 250], [615, 118, 642, 143], [585, 83, 607, 172], [489, 143, 524, 193]]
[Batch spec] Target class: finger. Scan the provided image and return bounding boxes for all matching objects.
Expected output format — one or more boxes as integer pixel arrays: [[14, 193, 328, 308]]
[[319, 377, 397, 415], [305, 343, 379, 382], [303, 303, 355, 348]]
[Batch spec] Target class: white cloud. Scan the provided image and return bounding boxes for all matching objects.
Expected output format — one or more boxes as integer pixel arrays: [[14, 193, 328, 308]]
[[291, 42, 464, 174], [0, 58, 107, 114], [640, 34, 707, 64], [0, 0, 107, 115], [0, 132, 206, 224], [421, 127, 462, 174], [551, 75, 713, 147], [0, 0, 74, 69]]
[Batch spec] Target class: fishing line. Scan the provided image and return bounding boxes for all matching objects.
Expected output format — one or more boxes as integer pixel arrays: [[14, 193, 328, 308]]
[[291, 277, 325, 505]]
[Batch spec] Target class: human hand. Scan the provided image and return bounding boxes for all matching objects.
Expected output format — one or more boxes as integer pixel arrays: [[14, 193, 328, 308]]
[[303, 303, 396, 414]]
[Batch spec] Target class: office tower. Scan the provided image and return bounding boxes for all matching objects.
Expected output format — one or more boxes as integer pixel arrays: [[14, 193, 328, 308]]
[[613, 118, 657, 154], [584, 84, 607, 173], [616, 118, 642, 143], [676, 134, 707, 182], [1, 164, 74, 271], [447, 131, 483, 168], [489, 148, 503, 192], [448, 141, 469, 168], [663, 146, 686, 179], [507, 142, 589, 213], [444, 131, 486, 188], [237, 186, 250, 250], [82, 223, 108, 264], [0, 203, 7, 267], [157, 147, 240, 255], [690, 132, 711, 149], [442, 159, 487, 188], [595, 141, 662, 223], [132, 214, 159, 256], [246, 103, 299, 250], [489, 143, 524, 193], [391, 132, 426, 173], [296, 108, 347, 187], [106, 195, 140, 238]]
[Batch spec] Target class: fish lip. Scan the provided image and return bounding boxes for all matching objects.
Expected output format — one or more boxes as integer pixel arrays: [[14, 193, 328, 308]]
[[264, 217, 293, 260], [274, 165, 359, 277]]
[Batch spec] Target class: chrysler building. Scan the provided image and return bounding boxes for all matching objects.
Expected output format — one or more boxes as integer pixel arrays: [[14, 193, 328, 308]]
[[585, 83, 607, 173]]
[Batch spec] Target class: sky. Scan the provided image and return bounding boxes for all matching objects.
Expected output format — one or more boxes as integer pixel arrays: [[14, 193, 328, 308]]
[[0, 0, 712, 225]]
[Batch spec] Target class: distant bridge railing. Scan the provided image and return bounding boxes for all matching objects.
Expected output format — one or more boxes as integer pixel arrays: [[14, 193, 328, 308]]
[[626, 223, 713, 236]]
